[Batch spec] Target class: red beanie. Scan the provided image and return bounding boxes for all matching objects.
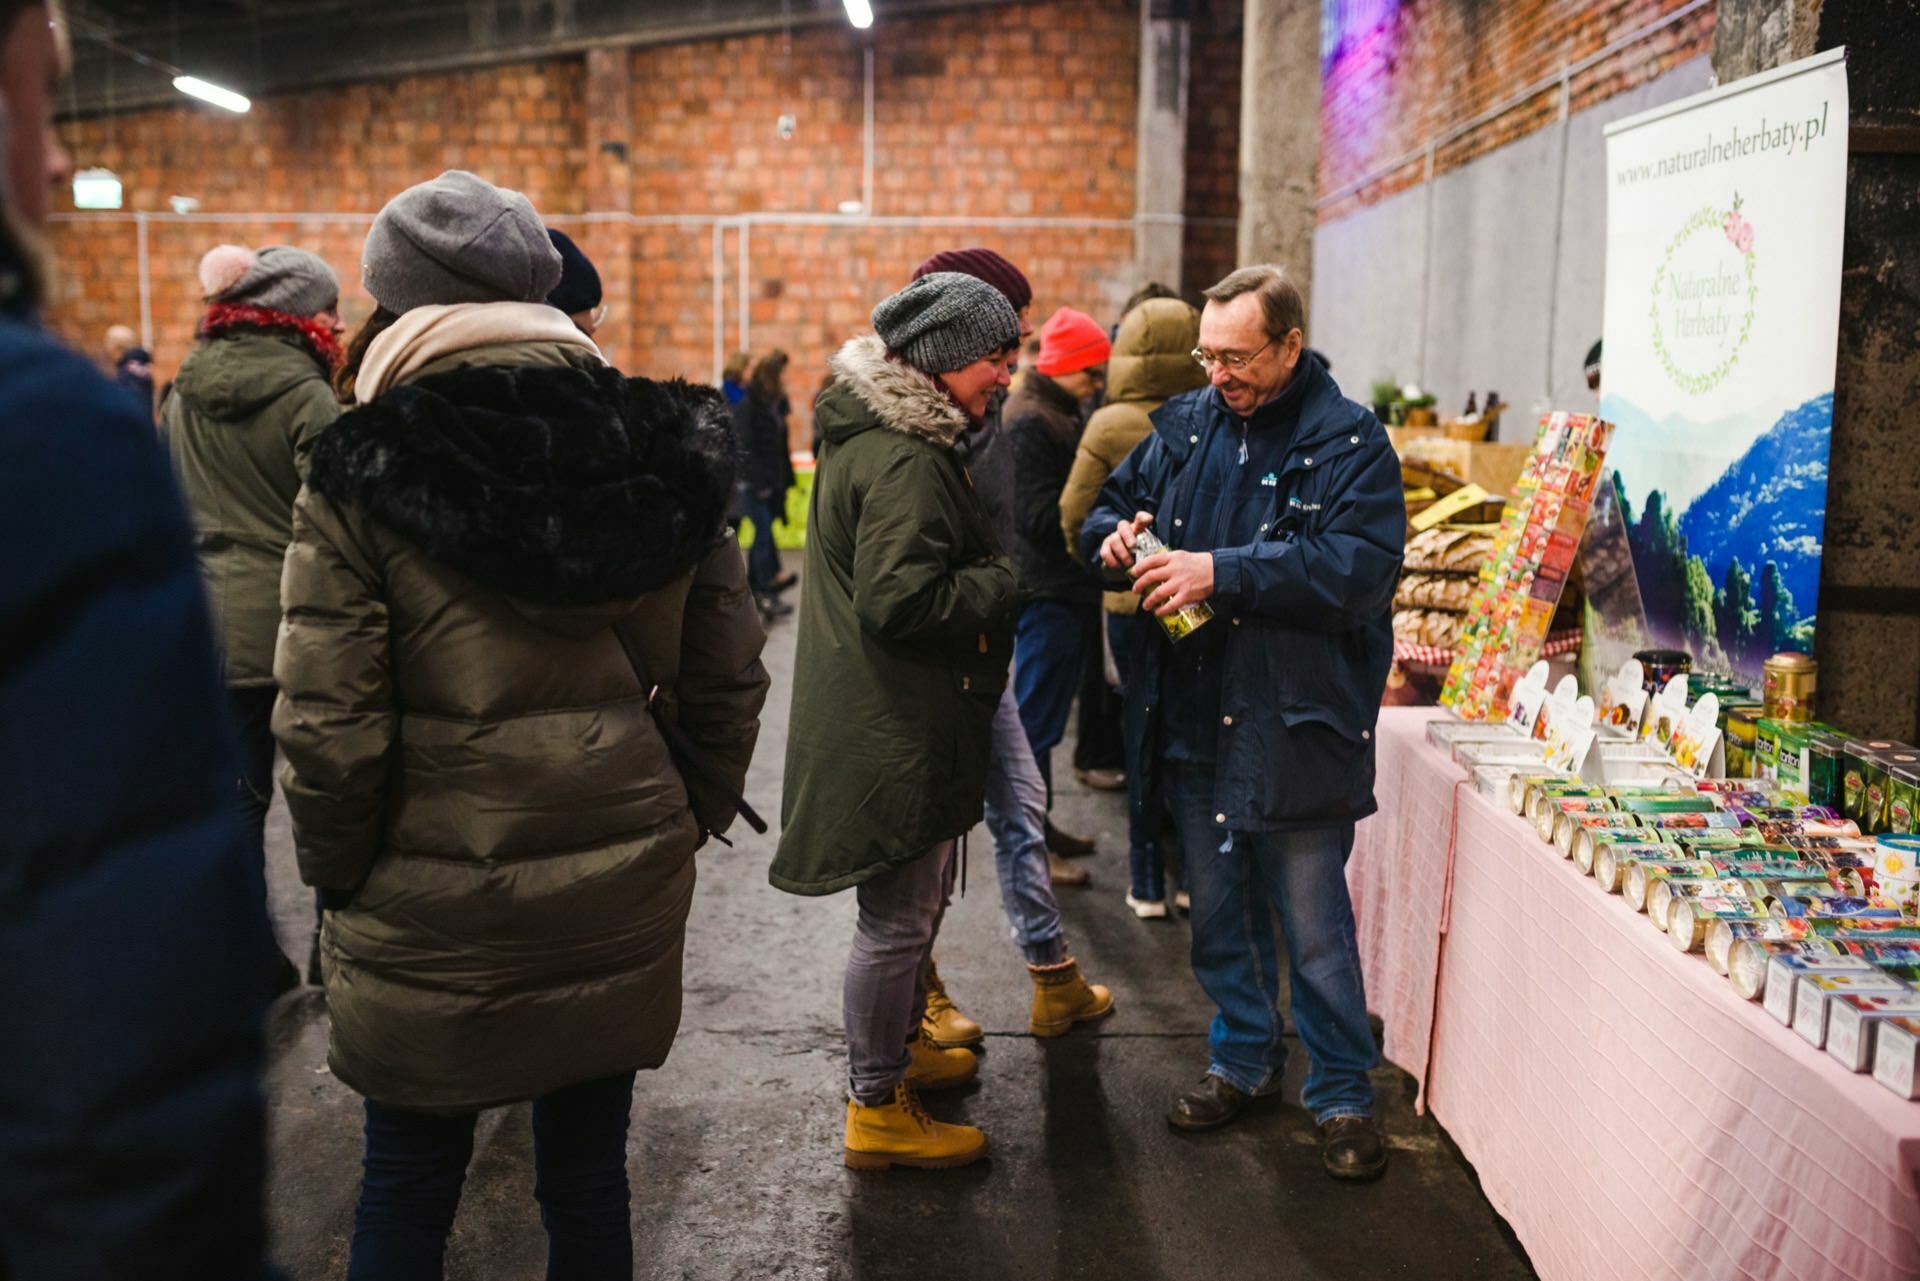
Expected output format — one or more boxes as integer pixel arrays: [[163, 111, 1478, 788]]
[[912, 247, 1033, 312], [1034, 307, 1111, 376]]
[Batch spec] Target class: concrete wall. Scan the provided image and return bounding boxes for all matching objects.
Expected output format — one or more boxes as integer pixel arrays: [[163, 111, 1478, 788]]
[[1310, 55, 1712, 434]]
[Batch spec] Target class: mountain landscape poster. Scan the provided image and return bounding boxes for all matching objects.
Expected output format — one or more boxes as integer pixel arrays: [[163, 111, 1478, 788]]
[[1594, 49, 1849, 688]]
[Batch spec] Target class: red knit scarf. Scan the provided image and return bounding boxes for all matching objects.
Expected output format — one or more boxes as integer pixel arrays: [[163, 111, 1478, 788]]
[[199, 302, 345, 374]]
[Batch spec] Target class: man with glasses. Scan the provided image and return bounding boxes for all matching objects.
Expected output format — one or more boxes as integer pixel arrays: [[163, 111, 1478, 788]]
[[1079, 264, 1404, 1181]]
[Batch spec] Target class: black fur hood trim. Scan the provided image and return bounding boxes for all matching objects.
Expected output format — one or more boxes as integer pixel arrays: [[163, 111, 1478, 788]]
[[308, 363, 737, 607]]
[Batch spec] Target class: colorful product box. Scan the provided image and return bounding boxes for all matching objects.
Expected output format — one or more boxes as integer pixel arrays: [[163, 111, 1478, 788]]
[[1827, 990, 1920, 1072], [1792, 971, 1910, 1048], [1871, 1016, 1920, 1100], [1764, 952, 1879, 1026]]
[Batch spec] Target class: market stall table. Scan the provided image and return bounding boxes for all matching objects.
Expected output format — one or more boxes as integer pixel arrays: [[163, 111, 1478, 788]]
[[1349, 707, 1920, 1281]]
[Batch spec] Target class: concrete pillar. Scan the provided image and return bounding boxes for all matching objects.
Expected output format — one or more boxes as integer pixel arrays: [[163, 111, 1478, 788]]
[[583, 46, 635, 372], [1133, 2, 1191, 293], [1235, 0, 1320, 316], [1712, 0, 1920, 740]]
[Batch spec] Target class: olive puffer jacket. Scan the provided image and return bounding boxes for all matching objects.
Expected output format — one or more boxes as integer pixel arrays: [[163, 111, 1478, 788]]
[[770, 335, 1020, 896], [274, 340, 769, 1111], [1058, 297, 1206, 614], [163, 326, 342, 685]]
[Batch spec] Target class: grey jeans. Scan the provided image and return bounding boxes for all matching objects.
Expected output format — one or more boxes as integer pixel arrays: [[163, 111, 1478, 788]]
[[844, 840, 957, 1105]]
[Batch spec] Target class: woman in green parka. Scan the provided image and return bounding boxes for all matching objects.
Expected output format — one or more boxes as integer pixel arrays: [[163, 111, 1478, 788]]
[[775, 273, 1102, 1172], [273, 171, 771, 1277], [162, 242, 345, 994]]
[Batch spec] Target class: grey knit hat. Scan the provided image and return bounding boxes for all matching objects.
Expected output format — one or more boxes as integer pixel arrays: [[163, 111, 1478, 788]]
[[871, 272, 1021, 374], [199, 245, 339, 316], [361, 170, 562, 314]]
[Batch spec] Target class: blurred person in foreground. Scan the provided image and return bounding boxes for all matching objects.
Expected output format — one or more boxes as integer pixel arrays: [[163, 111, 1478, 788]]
[[1083, 264, 1403, 1182], [0, 2, 277, 1274]]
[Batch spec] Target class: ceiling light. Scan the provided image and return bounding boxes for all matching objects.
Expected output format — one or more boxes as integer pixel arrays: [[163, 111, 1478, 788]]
[[843, 0, 874, 29], [72, 168, 123, 210], [173, 75, 250, 113]]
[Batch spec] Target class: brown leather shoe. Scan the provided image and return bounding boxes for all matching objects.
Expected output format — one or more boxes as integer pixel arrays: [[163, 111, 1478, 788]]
[[1046, 818, 1096, 857], [1320, 1115, 1388, 1181], [1047, 850, 1090, 886], [1167, 1074, 1270, 1132]]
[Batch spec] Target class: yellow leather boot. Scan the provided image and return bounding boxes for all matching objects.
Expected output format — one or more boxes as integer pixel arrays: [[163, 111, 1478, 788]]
[[1028, 957, 1116, 1037], [844, 1082, 989, 1170], [904, 1033, 979, 1090], [921, 960, 983, 1049]]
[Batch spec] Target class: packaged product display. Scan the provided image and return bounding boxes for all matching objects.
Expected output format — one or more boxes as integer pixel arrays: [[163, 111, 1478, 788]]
[[1429, 678, 1920, 1099], [1440, 413, 1614, 720]]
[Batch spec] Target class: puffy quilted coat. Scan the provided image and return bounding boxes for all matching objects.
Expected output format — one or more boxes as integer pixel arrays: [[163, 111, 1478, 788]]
[[275, 338, 769, 1111]]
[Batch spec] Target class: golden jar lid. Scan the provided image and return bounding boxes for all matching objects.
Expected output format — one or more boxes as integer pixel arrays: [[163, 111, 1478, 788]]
[[1765, 652, 1817, 673]]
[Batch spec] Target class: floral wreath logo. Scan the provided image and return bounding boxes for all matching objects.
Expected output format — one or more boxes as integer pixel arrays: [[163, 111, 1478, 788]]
[[1648, 192, 1758, 395]]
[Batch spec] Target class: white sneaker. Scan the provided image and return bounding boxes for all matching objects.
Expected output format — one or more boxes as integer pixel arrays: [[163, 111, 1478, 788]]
[[1174, 890, 1191, 913], [1126, 893, 1169, 919]]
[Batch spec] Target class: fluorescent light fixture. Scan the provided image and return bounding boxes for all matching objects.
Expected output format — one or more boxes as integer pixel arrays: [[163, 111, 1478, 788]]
[[72, 167, 123, 210], [842, 0, 873, 29], [838, 199, 865, 214], [173, 75, 250, 113]]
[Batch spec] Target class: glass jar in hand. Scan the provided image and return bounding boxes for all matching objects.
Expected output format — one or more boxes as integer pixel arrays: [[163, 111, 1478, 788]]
[[1132, 526, 1214, 642]]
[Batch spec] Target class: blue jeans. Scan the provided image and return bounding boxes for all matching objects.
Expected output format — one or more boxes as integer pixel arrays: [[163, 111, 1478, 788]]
[[1107, 614, 1168, 901], [984, 685, 1066, 964], [1166, 765, 1377, 1123], [348, 1072, 637, 1281], [739, 487, 781, 594], [1014, 599, 1090, 798]]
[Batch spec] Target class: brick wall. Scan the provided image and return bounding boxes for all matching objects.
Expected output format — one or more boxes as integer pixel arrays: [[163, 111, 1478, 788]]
[[47, 0, 1149, 450], [1317, 0, 1717, 220], [1182, 0, 1243, 296]]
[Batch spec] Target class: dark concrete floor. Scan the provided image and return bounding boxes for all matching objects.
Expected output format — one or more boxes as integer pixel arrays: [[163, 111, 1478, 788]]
[[260, 555, 1537, 1280]]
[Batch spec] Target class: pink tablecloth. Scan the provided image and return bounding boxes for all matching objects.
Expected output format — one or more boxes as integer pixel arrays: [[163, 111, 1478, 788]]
[[1347, 707, 1466, 1110], [1352, 716, 1920, 1281]]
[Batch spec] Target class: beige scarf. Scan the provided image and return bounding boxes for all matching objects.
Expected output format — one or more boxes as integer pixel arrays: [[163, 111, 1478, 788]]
[[355, 302, 604, 404]]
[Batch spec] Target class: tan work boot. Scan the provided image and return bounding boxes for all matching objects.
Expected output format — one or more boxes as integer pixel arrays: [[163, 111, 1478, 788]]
[[1028, 956, 1116, 1037], [904, 1033, 979, 1090], [922, 961, 983, 1049], [844, 1081, 989, 1170]]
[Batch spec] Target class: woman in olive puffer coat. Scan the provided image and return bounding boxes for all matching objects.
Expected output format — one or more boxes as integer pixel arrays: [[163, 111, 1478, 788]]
[[274, 171, 770, 1278]]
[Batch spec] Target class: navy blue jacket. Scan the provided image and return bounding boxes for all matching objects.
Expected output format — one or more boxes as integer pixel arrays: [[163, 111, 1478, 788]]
[[0, 318, 274, 1277], [1080, 356, 1404, 831]]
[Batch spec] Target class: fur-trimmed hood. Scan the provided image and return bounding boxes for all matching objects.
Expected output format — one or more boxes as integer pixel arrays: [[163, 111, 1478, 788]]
[[307, 362, 736, 618], [820, 334, 969, 449]]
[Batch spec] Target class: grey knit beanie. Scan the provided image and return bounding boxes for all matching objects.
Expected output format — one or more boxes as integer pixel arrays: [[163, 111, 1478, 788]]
[[871, 272, 1021, 374], [199, 245, 339, 316], [361, 170, 562, 314]]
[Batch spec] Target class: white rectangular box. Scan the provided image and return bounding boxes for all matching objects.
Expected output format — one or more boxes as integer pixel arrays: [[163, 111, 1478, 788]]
[[1793, 972, 1908, 1048]]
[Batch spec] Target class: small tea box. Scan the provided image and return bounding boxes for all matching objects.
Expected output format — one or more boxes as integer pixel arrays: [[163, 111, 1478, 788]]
[[1871, 1016, 1920, 1100], [1793, 971, 1909, 1048], [1763, 952, 1877, 1027], [1827, 989, 1920, 1072]]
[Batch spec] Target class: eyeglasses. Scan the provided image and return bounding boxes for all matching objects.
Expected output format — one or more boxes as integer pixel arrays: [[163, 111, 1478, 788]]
[[1192, 337, 1273, 372]]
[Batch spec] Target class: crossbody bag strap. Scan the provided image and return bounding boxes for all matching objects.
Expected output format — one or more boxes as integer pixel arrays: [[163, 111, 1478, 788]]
[[612, 625, 768, 838]]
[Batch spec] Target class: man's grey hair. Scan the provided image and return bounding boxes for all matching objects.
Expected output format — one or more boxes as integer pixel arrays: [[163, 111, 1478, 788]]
[[1202, 264, 1305, 344]]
